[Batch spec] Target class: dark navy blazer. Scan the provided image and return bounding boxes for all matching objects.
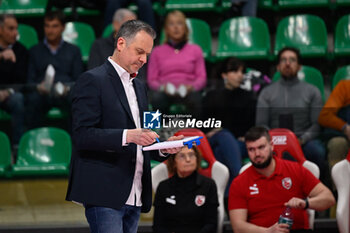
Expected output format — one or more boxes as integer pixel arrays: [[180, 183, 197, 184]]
[[66, 61, 163, 213]]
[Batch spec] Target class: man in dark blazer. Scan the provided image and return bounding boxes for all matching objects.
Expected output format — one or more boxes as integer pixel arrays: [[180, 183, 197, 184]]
[[66, 20, 182, 233]]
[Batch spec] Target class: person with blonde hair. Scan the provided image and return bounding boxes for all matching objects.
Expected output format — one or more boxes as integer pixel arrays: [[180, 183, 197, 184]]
[[147, 10, 206, 116], [153, 146, 218, 233]]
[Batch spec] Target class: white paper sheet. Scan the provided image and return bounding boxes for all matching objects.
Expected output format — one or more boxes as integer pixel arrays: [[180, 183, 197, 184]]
[[142, 136, 202, 151]]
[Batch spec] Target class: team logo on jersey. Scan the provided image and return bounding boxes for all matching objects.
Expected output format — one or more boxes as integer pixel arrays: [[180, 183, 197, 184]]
[[195, 195, 206, 206], [166, 195, 176, 205], [282, 177, 292, 190], [249, 183, 259, 195]]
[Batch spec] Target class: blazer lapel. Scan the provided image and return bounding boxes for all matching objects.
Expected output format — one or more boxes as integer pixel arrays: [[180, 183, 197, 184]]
[[105, 62, 135, 126], [133, 79, 148, 126]]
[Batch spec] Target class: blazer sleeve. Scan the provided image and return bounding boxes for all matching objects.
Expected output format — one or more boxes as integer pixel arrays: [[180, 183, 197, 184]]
[[71, 71, 124, 152]]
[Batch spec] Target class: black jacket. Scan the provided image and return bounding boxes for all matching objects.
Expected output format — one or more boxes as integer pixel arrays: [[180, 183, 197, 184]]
[[153, 171, 218, 233]]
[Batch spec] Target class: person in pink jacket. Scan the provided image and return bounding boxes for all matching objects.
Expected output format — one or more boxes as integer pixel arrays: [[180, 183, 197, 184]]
[[147, 10, 206, 116]]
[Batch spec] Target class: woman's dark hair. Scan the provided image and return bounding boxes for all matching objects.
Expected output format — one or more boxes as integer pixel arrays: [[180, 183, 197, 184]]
[[167, 146, 202, 175], [221, 57, 246, 74]]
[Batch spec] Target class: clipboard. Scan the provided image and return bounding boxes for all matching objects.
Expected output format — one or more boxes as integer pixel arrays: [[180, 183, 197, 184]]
[[142, 136, 203, 151]]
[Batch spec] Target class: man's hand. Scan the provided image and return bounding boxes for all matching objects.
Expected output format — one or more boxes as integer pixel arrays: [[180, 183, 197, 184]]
[[206, 128, 221, 139], [297, 138, 305, 145], [0, 49, 16, 62], [37, 81, 50, 95], [267, 222, 290, 233], [160, 135, 184, 154], [0, 90, 10, 102], [285, 197, 307, 209], [343, 124, 350, 141], [127, 129, 159, 146]]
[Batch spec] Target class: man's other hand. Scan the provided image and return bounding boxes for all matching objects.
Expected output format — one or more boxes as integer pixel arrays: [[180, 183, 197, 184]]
[[160, 135, 184, 154], [267, 222, 290, 233], [127, 129, 159, 146]]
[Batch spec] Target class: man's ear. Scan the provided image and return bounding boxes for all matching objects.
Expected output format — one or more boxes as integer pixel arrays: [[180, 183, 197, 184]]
[[221, 72, 227, 80], [297, 64, 302, 72], [270, 140, 274, 151], [116, 37, 126, 52], [276, 64, 281, 72]]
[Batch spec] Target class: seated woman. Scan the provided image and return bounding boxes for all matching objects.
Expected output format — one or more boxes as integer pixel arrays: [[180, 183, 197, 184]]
[[147, 10, 206, 117], [153, 146, 218, 233]]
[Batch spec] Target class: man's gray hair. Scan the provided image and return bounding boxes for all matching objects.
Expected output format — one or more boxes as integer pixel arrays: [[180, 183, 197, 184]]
[[0, 14, 16, 27], [113, 8, 136, 23], [114, 20, 156, 48]]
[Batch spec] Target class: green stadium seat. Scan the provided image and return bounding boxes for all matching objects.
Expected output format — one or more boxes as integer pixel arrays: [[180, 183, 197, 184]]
[[63, 7, 100, 16], [0, 131, 12, 177], [158, 18, 212, 60], [335, 0, 350, 6], [0, 109, 11, 120], [259, 0, 274, 9], [215, 17, 271, 60], [186, 18, 212, 60], [150, 160, 160, 169], [12, 127, 72, 176], [128, 2, 165, 16], [332, 65, 350, 89], [221, 0, 274, 10], [62, 22, 95, 63], [17, 24, 38, 49], [334, 15, 350, 58], [165, 0, 218, 12], [0, 0, 47, 17], [102, 24, 113, 38], [273, 65, 325, 101], [278, 0, 330, 8], [46, 107, 67, 119], [274, 14, 328, 58]]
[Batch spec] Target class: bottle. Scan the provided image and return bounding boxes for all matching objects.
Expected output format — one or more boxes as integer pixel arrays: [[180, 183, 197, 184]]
[[278, 206, 294, 229]]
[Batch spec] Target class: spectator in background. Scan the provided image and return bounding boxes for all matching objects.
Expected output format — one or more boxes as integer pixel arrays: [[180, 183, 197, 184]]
[[26, 10, 84, 129], [231, 0, 258, 17], [153, 146, 218, 233], [202, 57, 256, 209], [229, 126, 335, 233], [88, 8, 136, 70], [256, 47, 327, 182], [103, 0, 155, 29], [318, 80, 350, 169], [147, 10, 206, 117], [0, 14, 27, 145]]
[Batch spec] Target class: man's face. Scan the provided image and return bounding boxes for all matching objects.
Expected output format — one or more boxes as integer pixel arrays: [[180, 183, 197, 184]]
[[277, 50, 301, 79], [222, 66, 244, 90], [0, 17, 18, 46], [246, 136, 273, 169], [116, 30, 153, 74], [44, 18, 64, 43]]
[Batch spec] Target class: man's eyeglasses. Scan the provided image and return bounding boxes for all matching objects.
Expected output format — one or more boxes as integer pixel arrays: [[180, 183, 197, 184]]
[[280, 57, 297, 64]]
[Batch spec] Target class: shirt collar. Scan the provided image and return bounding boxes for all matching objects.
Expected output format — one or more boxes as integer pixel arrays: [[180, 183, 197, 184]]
[[251, 156, 283, 181], [44, 38, 64, 55], [280, 76, 299, 86], [108, 57, 137, 82]]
